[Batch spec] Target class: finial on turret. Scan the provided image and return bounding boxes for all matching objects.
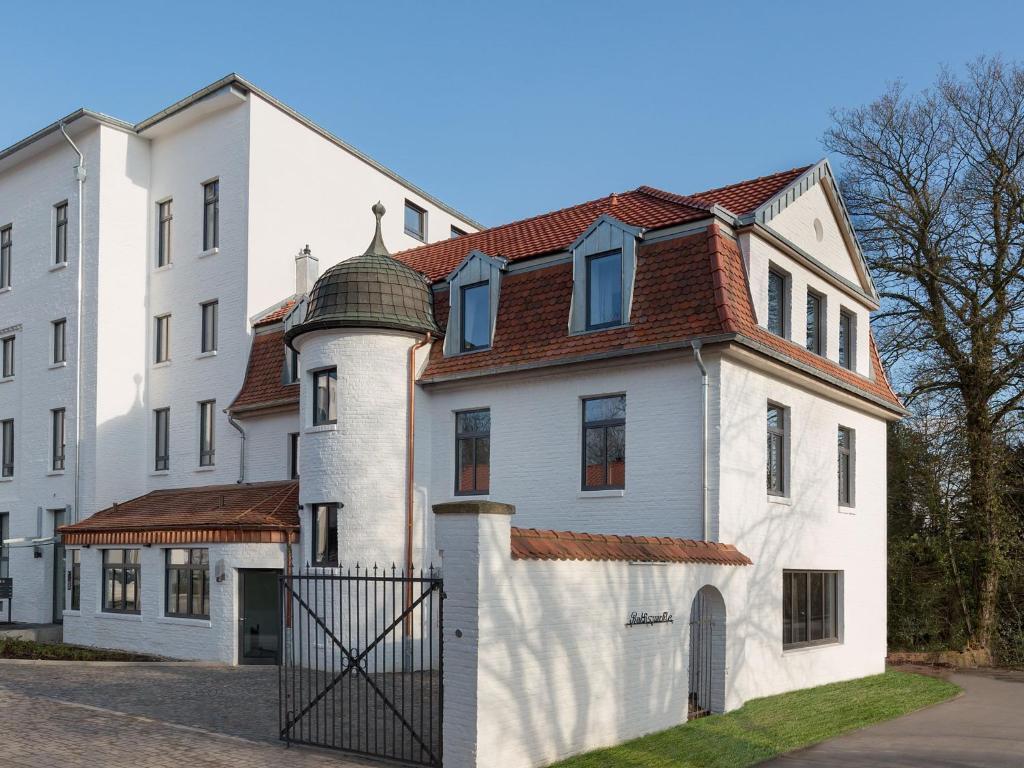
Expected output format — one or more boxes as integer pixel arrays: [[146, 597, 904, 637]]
[[363, 201, 390, 257]]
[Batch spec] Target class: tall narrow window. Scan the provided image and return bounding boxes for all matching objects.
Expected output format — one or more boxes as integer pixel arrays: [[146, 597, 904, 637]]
[[154, 408, 170, 471], [0, 225, 11, 289], [312, 368, 337, 426], [52, 319, 67, 364], [199, 400, 215, 467], [201, 300, 218, 353], [838, 426, 854, 506], [838, 310, 855, 370], [51, 408, 66, 471], [54, 202, 68, 264], [783, 570, 839, 648], [69, 549, 81, 610], [102, 549, 141, 614], [312, 503, 339, 566], [586, 250, 623, 330], [1, 336, 13, 378], [0, 512, 9, 577], [460, 281, 490, 352], [767, 403, 787, 496], [582, 395, 626, 490], [157, 199, 173, 267], [203, 180, 219, 251], [767, 267, 787, 337], [455, 409, 490, 495], [806, 290, 823, 355], [166, 548, 209, 619], [1, 419, 13, 477], [289, 432, 300, 480], [404, 200, 426, 241], [154, 314, 170, 363], [286, 347, 299, 384]]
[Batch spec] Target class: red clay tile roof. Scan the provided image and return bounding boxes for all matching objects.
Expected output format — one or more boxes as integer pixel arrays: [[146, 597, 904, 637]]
[[687, 165, 810, 215], [229, 329, 299, 414], [59, 481, 299, 545], [511, 527, 752, 566], [254, 299, 297, 327]]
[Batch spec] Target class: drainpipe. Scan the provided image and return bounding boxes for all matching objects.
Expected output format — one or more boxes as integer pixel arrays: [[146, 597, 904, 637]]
[[692, 341, 709, 541], [227, 412, 246, 483], [404, 333, 432, 646], [59, 122, 86, 524]]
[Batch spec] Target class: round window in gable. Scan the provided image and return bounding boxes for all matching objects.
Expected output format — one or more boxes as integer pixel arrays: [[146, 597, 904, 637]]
[[813, 218, 824, 242]]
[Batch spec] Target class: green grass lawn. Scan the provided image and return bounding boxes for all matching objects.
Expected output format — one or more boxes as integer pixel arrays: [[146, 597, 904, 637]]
[[549, 670, 959, 768], [0, 637, 161, 662]]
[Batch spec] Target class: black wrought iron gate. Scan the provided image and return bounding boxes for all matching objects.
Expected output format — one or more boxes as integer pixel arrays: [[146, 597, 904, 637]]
[[688, 591, 715, 719], [279, 566, 443, 766]]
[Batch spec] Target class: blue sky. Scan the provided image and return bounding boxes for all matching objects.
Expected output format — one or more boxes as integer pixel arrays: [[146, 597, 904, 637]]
[[3, 1, 1023, 226]]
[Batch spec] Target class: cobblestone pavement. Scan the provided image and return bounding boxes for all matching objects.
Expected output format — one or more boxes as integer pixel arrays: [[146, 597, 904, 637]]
[[0, 661, 373, 767]]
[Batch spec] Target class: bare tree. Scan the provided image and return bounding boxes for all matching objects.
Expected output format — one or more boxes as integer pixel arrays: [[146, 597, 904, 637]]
[[825, 56, 1024, 653]]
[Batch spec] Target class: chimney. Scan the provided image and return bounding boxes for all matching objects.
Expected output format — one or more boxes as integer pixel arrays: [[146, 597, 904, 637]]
[[295, 244, 319, 295]]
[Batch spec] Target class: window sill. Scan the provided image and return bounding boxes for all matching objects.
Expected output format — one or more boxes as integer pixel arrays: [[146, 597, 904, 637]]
[[49, 361, 67, 370], [95, 612, 143, 622], [154, 263, 173, 273], [768, 495, 792, 506], [0, 286, 11, 294], [46, 470, 66, 477], [578, 489, 625, 498], [195, 465, 216, 472], [453, 493, 490, 501], [0, 376, 13, 384], [783, 639, 842, 655], [62, 609, 82, 618], [152, 360, 172, 369], [306, 423, 338, 434], [838, 505, 856, 515], [150, 470, 170, 477], [157, 615, 211, 628], [198, 247, 219, 258], [196, 350, 217, 359], [49, 262, 68, 272], [0, 476, 13, 482]]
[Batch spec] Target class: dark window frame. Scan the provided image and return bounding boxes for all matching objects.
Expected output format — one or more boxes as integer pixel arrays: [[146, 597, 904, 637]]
[[838, 309, 855, 370], [0, 224, 11, 289], [157, 199, 173, 267], [286, 347, 299, 384], [455, 409, 490, 496], [200, 300, 218, 353], [0, 512, 9, 578], [806, 289, 824, 355], [199, 400, 215, 467], [289, 432, 300, 480], [311, 503, 339, 567], [52, 319, 66, 364], [54, 201, 68, 265], [459, 280, 491, 352], [154, 314, 171, 364], [450, 225, 467, 239], [203, 180, 219, 251], [404, 200, 426, 241], [1, 335, 13, 378], [154, 407, 170, 471], [1, 419, 12, 478], [838, 426, 855, 507], [585, 249, 623, 331], [767, 266, 789, 338], [51, 408, 65, 471], [767, 402, 787, 496], [102, 548, 141, 614], [69, 549, 80, 610], [165, 548, 210, 619], [581, 394, 626, 491], [783, 570, 840, 649], [312, 368, 337, 426]]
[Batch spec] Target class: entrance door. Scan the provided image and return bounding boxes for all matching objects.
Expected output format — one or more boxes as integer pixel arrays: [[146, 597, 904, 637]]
[[52, 509, 66, 624], [239, 569, 281, 665]]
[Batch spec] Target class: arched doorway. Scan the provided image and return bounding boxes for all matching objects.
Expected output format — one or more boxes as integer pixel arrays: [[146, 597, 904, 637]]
[[688, 585, 726, 719]]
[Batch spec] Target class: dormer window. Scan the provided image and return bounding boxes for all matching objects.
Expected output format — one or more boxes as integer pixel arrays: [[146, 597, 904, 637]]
[[460, 281, 491, 352], [586, 250, 623, 330]]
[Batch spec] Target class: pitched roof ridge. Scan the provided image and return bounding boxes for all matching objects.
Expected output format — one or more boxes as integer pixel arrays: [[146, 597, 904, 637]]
[[635, 185, 716, 213], [687, 164, 814, 202]]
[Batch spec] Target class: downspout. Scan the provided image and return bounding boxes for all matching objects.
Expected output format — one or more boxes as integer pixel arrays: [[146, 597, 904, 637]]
[[227, 413, 246, 483], [404, 333, 432, 642], [692, 341, 709, 541], [59, 122, 86, 524]]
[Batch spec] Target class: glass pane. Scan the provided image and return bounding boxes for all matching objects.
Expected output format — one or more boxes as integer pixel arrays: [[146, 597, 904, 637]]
[[809, 572, 824, 641], [767, 433, 781, 491], [806, 293, 820, 353], [404, 204, 423, 237], [105, 569, 116, 608], [768, 270, 785, 335], [587, 251, 622, 327], [457, 410, 490, 434], [104, 549, 123, 565], [461, 283, 490, 350], [457, 438, 475, 493], [584, 395, 625, 423], [191, 570, 205, 616], [126, 549, 140, 564], [241, 571, 279, 660], [607, 425, 625, 487], [475, 437, 490, 491], [783, 573, 793, 645], [839, 314, 850, 367], [168, 549, 187, 565], [584, 427, 606, 487], [825, 573, 837, 639], [793, 572, 808, 643], [767, 404, 782, 431]]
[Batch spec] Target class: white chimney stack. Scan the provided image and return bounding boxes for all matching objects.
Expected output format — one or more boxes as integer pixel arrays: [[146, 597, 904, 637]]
[[295, 244, 319, 295]]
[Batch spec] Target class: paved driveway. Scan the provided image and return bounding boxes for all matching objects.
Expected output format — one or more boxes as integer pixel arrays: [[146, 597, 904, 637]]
[[763, 668, 1024, 767], [0, 660, 372, 767]]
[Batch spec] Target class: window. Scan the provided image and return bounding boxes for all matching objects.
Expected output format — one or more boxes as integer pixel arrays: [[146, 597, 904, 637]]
[[289, 432, 300, 480], [0, 225, 11, 289], [455, 409, 490, 495], [1, 335, 13, 378], [404, 200, 426, 241], [157, 199, 173, 267], [54, 202, 68, 264], [312, 368, 337, 426], [460, 281, 490, 352], [839, 310, 855, 370], [783, 570, 839, 649], [582, 395, 626, 490], [450, 225, 467, 238], [767, 403, 787, 496], [0, 512, 8, 578], [165, 548, 209, 619], [586, 250, 623, 330], [838, 427, 854, 506], [312, 503, 339, 566], [203, 180, 219, 251], [154, 314, 170, 363], [52, 319, 66, 364], [51, 408, 65, 471], [154, 408, 170, 471], [200, 300, 218, 353], [102, 549, 141, 614], [1, 419, 13, 477], [69, 549, 80, 610], [199, 400, 215, 467], [806, 290, 823, 355], [286, 347, 299, 384], [767, 267, 788, 337]]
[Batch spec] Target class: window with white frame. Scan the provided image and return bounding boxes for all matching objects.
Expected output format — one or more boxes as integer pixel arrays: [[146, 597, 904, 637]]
[[767, 403, 787, 496], [1, 335, 13, 378], [199, 400, 215, 467], [200, 300, 218, 353], [54, 202, 68, 265], [52, 319, 66, 364], [157, 199, 173, 267], [404, 200, 426, 241], [0, 225, 11, 289], [51, 408, 65, 471]]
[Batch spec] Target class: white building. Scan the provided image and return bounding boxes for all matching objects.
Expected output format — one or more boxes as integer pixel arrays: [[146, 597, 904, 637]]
[[3, 105, 903, 766]]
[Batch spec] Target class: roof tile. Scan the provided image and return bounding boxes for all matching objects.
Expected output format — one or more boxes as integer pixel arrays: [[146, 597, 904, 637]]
[[511, 527, 752, 565], [229, 329, 299, 413]]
